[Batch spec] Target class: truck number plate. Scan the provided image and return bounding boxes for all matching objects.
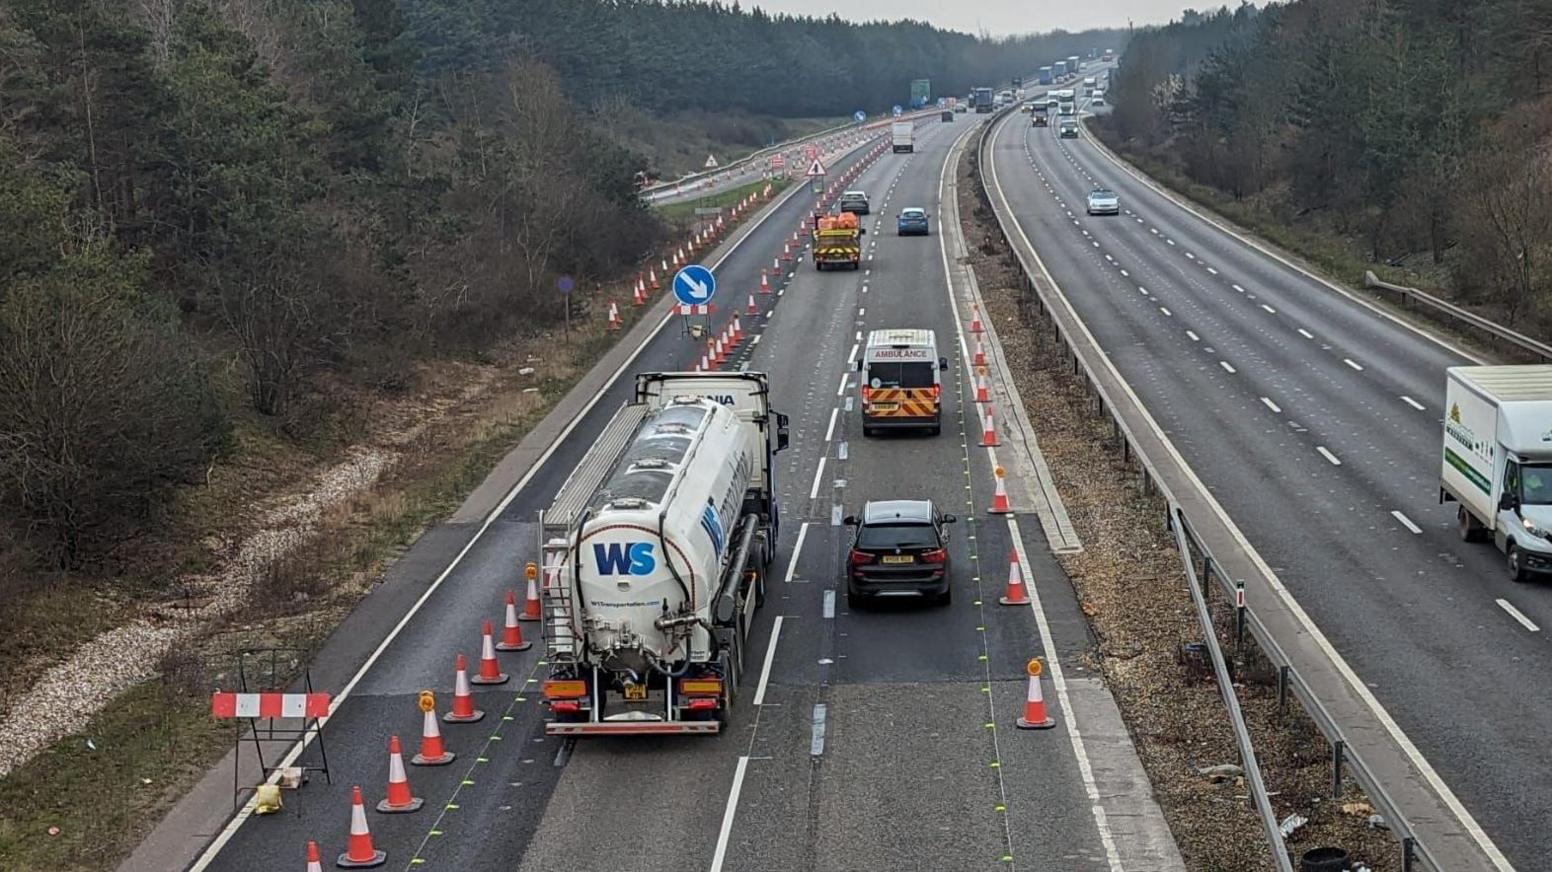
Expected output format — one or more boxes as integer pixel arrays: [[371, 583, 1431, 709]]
[[882, 555, 914, 564], [871, 403, 897, 412], [623, 682, 647, 701]]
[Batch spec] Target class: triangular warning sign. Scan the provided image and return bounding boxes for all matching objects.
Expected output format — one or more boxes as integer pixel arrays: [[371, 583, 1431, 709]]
[[705, 154, 719, 168], [805, 158, 827, 177]]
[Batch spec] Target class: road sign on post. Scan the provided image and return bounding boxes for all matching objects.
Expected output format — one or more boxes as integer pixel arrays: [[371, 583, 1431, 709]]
[[853, 110, 866, 123], [673, 264, 716, 308], [805, 158, 826, 177], [704, 154, 718, 168], [892, 105, 903, 117]]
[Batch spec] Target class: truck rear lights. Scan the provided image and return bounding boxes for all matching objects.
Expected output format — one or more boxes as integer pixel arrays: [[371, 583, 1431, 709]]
[[679, 678, 723, 696], [551, 700, 581, 714], [543, 680, 587, 700], [685, 698, 719, 712]]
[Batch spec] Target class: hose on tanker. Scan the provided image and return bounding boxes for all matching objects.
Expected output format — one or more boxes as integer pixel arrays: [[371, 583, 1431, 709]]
[[656, 509, 693, 605]]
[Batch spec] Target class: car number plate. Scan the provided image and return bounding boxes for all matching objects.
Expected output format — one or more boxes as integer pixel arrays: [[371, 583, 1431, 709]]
[[882, 555, 914, 564]]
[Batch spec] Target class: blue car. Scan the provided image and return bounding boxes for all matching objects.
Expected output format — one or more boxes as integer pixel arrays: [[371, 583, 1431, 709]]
[[897, 207, 930, 236]]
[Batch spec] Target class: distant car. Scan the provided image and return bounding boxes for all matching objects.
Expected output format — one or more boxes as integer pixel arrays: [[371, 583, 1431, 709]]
[[1090, 94, 1106, 107], [845, 499, 956, 605], [838, 190, 870, 215], [1086, 187, 1120, 215], [1059, 119, 1080, 138], [954, 103, 968, 113], [941, 110, 954, 122], [897, 207, 930, 236]]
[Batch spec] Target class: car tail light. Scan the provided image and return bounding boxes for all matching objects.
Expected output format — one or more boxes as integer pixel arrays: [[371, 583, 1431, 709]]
[[849, 549, 872, 566], [921, 548, 947, 564]]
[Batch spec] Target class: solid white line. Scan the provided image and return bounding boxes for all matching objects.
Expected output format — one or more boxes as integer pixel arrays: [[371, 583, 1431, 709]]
[[1006, 517, 1123, 869], [1298, 328, 1315, 339], [1317, 446, 1342, 466], [809, 457, 827, 499], [835, 372, 849, 396], [824, 408, 839, 442], [753, 616, 784, 705], [1260, 397, 1282, 413], [709, 756, 751, 872], [1186, 330, 1200, 342], [1344, 358, 1365, 371], [1402, 396, 1426, 411], [1159, 307, 1172, 317], [1220, 361, 1236, 373], [1391, 510, 1422, 534], [1261, 304, 1277, 314], [784, 523, 810, 583], [1496, 599, 1541, 633]]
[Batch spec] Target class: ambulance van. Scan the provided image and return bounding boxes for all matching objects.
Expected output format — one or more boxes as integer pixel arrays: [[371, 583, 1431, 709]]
[[858, 329, 948, 436]]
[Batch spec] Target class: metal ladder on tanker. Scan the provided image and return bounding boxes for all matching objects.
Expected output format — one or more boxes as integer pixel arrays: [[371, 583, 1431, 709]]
[[540, 541, 580, 663]]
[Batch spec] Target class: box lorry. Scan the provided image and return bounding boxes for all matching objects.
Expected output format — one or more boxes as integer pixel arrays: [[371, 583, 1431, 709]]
[[973, 86, 995, 113], [1441, 365, 1552, 581], [891, 120, 914, 153], [1038, 66, 1053, 85], [539, 372, 789, 735]]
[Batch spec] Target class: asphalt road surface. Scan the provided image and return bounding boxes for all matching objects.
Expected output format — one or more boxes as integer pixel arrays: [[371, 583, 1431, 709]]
[[176, 112, 1178, 872], [987, 104, 1541, 867]]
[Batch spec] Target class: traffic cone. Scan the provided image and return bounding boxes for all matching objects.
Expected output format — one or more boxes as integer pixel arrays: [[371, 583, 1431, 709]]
[[411, 706, 455, 765], [376, 736, 423, 814], [443, 654, 484, 723], [772, 255, 782, 274], [782, 241, 793, 262], [649, 267, 660, 290], [975, 366, 991, 403], [1016, 660, 1056, 730], [306, 840, 323, 872], [973, 336, 987, 367], [969, 304, 985, 333], [607, 301, 620, 332], [697, 352, 709, 372], [759, 271, 772, 295], [989, 465, 1011, 514], [999, 549, 1030, 605], [632, 281, 645, 307], [980, 405, 1000, 447], [520, 573, 541, 622], [496, 590, 531, 652], [470, 620, 509, 685], [732, 316, 744, 343], [747, 294, 759, 316], [336, 786, 386, 868], [713, 334, 726, 364]]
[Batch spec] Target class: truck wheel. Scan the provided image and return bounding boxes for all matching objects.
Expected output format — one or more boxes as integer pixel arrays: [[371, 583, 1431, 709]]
[[1508, 545, 1531, 583], [1458, 506, 1486, 543]]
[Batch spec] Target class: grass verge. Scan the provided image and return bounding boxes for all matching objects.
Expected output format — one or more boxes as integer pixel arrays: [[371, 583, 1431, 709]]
[[654, 176, 793, 228]]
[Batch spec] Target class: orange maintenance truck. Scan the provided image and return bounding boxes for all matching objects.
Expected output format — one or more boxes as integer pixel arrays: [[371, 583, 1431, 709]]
[[814, 210, 864, 270]]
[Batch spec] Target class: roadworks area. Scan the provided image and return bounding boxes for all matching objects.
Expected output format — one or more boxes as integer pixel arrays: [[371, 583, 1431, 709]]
[[956, 147, 1401, 871]]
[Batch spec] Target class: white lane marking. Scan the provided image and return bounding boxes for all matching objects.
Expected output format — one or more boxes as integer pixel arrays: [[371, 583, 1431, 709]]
[[1220, 361, 1236, 374], [1297, 328, 1314, 339], [822, 590, 835, 619], [784, 523, 809, 583], [810, 703, 828, 756], [1166, 238, 1175, 246], [1206, 267, 1218, 275], [1007, 517, 1123, 869], [751, 335, 762, 346], [753, 616, 785, 704], [1391, 510, 1422, 534], [858, 307, 866, 317], [1119, 269, 1129, 277], [1344, 358, 1365, 372], [1138, 286, 1149, 296], [709, 756, 751, 872], [1261, 304, 1277, 314], [1159, 307, 1172, 317], [1104, 254, 1113, 262], [847, 342, 859, 364], [1402, 396, 1426, 411], [1092, 241, 1099, 248], [1186, 330, 1200, 342], [1150, 227, 1159, 235], [824, 408, 839, 442], [1260, 397, 1282, 413], [1497, 599, 1541, 633], [836, 372, 849, 396], [1232, 284, 1245, 293], [838, 441, 848, 461], [809, 457, 827, 499], [1184, 251, 1194, 259], [1317, 446, 1342, 466]]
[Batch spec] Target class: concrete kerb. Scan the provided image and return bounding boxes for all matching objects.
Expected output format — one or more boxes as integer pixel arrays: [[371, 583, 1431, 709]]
[[985, 109, 1512, 872]]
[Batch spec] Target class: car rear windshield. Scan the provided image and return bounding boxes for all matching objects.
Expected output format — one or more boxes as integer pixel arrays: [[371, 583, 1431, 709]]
[[858, 522, 938, 549], [867, 361, 934, 388]]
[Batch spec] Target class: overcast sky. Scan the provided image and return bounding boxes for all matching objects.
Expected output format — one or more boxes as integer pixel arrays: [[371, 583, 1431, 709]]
[[748, 0, 1191, 37]]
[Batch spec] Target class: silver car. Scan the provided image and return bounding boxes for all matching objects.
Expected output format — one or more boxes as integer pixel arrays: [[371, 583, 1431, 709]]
[[1085, 188, 1119, 215]]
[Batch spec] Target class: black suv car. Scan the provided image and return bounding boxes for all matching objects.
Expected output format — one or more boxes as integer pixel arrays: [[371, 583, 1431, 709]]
[[844, 499, 956, 605]]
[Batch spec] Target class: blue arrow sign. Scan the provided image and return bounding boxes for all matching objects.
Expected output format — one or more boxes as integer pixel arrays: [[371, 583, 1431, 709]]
[[853, 110, 866, 123], [892, 105, 903, 117], [673, 264, 716, 307]]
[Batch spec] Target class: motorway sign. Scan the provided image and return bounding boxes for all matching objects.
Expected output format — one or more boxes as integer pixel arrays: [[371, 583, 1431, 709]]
[[673, 264, 716, 307], [853, 110, 866, 123], [805, 158, 827, 177], [892, 105, 903, 117]]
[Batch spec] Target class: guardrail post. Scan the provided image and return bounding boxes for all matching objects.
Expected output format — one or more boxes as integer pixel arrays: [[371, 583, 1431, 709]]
[[1402, 836, 1416, 872], [1234, 581, 1246, 654], [1200, 555, 1213, 596], [1332, 739, 1346, 796], [1277, 665, 1289, 716]]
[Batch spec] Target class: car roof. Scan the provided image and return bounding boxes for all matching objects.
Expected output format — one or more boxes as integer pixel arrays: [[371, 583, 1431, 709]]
[[842, 190, 867, 198], [1089, 188, 1116, 196], [862, 499, 933, 524], [900, 207, 926, 215]]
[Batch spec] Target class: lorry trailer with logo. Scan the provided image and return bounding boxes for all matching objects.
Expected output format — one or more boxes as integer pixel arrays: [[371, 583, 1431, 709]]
[[538, 371, 789, 734]]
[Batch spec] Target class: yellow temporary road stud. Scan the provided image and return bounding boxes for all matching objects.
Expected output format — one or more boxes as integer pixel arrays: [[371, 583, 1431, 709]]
[[418, 690, 436, 713], [525, 562, 538, 581], [1025, 658, 1042, 678]]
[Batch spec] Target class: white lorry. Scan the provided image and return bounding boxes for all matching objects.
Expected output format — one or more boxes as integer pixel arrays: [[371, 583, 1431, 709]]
[[539, 371, 789, 734], [891, 120, 914, 153], [1441, 365, 1552, 581]]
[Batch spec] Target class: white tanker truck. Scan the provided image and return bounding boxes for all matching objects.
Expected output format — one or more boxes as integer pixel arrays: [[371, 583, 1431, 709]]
[[539, 372, 788, 735]]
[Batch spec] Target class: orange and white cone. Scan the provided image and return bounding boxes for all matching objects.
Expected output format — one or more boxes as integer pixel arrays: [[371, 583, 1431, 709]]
[[1015, 659, 1056, 730], [998, 549, 1031, 605], [989, 465, 1011, 514], [732, 316, 744, 343], [697, 352, 709, 372], [496, 590, 531, 652], [305, 841, 323, 872], [336, 786, 387, 868], [980, 405, 1000, 447], [782, 241, 792, 262], [969, 304, 985, 333], [607, 301, 620, 332], [520, 573, 541, 622], [412, 704, 455, 765], [975, 367, 991, 403], [470, 620, 509, 685], [376, 736, 423, 814], [772, 255, 782, 274], [632, 281, 645, 307], [747, 294, 759, 316], [443, 654, 484, 723], [759, 271, 772, 295], [649, 267, 660, 290], [973, 336, 987, 367]]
